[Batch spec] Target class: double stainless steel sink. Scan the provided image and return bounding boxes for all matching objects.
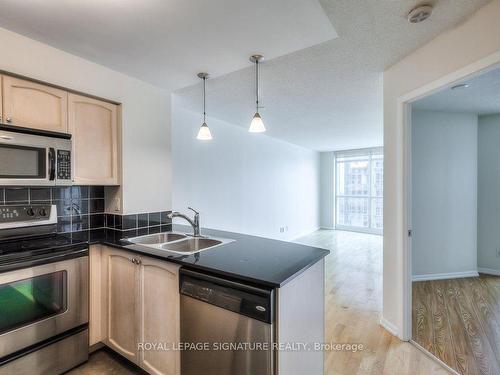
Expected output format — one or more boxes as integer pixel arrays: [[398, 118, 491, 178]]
[[126, 232, 234, 255]]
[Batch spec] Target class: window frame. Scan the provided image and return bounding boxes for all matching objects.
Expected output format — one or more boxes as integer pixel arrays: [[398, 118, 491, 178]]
[[334, 147, 383, 235]]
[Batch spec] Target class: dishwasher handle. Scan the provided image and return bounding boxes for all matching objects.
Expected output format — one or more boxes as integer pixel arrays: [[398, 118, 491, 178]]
[[180, 268, 272, 296], [180, 268, 273, 324]]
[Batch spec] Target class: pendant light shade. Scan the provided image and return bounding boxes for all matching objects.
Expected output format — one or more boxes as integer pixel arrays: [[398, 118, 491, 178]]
[[197, 122, 212, 140], [196, 72, 213, 140], [249, 112, 265, 133], [249, 55, 266, 133]]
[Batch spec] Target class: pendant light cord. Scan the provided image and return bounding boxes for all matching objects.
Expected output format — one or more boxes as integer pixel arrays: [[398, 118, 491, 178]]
[[203, 76, 206, 123], [255, 60, 259, 112]]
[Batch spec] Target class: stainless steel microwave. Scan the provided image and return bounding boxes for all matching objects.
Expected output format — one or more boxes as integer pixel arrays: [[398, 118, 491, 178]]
[[0, 127, 72, 186]]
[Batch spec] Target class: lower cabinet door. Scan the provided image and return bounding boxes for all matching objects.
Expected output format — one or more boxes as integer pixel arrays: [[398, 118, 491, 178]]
[[103, 247, 140, 363], [139, 255, 180, 375], [89, 245, 103, 346]]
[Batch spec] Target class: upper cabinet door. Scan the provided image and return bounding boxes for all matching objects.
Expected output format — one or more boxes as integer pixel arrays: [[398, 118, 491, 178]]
[[2, 76, 68, 133], [68, 93, 119, 185]]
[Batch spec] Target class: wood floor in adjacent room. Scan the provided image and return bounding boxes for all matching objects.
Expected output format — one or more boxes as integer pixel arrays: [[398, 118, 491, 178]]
[[70, 230, 451, 375], [296, 229, 451, 375], [413, 275, 500, 375]]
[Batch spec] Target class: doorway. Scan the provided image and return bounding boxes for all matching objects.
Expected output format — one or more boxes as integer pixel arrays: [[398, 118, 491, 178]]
[[408, 65, 500, 374]]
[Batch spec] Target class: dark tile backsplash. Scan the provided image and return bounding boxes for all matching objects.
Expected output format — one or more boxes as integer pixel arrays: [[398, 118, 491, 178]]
[[30, 187, 51, 201], [89, 186, 105, 199], [137, 213, 148, 228], [148, 212, 161, 226], [103, 209, 172, 241], [0, 186, 172, 241], [121, 214, 136, 230], [5, 187, 29, 204], [89, 199, 105, 214]]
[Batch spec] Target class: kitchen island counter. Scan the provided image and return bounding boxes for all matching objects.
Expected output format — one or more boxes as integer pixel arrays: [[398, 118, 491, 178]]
[[98, 224, 329, 288]]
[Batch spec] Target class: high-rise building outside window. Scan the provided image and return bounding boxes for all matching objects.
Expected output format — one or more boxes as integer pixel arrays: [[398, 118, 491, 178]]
[[335, 148, 383, 234]]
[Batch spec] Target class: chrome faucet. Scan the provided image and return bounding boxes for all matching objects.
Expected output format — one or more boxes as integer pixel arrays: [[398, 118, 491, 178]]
[[168, 207, 201, 237]]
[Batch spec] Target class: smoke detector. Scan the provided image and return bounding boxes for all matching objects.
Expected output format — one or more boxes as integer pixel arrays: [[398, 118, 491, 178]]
[[451, 83, 470, 90], [407, 4, 433, 23]]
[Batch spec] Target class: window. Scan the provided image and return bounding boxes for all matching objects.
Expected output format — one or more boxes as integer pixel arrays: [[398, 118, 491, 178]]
[[335, 148, 383, 234]]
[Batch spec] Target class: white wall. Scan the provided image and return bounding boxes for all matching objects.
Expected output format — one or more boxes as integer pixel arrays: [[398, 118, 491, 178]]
[[0, 27, 171, 214], [320, 152, 335, 229], [478, 114, 500, 273], [383, 0, 500, 337], [411, 110, 478, 279], [171, 103, 320, 240]]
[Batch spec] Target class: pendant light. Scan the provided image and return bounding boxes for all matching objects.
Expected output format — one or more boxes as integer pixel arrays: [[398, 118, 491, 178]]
[[249, 55, 266, 133], [196, 72, 212, 140]]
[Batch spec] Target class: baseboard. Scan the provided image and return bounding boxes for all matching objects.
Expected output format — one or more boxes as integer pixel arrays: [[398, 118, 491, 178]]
[[380, 317, 399, 337], [412, 270, 479, 282], [478, 267, 500, 276], [89, 342, 105, 353]]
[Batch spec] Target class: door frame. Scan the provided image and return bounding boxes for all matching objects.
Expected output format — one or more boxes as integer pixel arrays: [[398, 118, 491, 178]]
[[400, 50, 500, 341]]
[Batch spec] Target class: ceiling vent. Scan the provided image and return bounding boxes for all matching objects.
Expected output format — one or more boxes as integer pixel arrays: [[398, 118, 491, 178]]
[[407, 4, 433, 23]]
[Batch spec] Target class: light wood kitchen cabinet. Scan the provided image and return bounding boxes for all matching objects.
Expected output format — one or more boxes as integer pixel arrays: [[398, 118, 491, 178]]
[[100, 246, 180, 375], [89, 245, 104, 347], [1, 75, 68, 133], [140, 256, 180, 375], [68, 93, 119, 185], [102, 247, 139, 363]]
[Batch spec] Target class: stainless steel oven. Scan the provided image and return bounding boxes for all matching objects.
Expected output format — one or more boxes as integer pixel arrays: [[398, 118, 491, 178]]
[[0, 256, 88, 358], [0, 126, 72, 186], [0, 204, 89, 374]]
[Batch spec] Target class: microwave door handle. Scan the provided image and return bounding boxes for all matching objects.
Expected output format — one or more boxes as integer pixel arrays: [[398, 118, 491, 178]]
[[48, 147, 56, 181]]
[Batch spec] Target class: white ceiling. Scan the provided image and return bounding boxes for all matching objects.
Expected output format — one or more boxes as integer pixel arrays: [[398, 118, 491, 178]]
[[0, 0, 491, 151], [175, 0, 491, 151], [413, 66, 500, 115], [0, 0, 336, 90]]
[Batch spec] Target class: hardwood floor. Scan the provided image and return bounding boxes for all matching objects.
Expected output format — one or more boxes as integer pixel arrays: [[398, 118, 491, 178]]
[[71, 229, 452, 375], [412, 275, 500, 375], [67, 349, 146, 374], [296, 229, 451, 375]]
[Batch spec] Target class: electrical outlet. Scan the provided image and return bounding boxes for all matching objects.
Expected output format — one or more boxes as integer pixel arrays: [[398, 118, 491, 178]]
[[114, 197, 121, 212], [285, 226, 289, 232], [280, 227, 285, 233]]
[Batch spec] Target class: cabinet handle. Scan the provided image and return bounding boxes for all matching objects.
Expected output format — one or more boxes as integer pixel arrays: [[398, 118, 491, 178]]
[[6, 117, 12, 123]]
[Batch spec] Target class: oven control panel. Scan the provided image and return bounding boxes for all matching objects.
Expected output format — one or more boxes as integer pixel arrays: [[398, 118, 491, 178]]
[[0, 205, 52, 223], [57, 150, 72, 180]]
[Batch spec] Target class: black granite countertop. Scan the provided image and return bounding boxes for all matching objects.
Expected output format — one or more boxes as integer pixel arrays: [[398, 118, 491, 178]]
[[97, 225, 329, 288]]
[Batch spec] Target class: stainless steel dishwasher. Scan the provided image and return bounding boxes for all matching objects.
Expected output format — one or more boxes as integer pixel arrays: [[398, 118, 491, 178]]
[[180, 268, 274, 375]]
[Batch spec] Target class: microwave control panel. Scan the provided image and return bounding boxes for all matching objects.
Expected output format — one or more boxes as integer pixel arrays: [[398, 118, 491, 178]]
[[57, 150, 72, 180]]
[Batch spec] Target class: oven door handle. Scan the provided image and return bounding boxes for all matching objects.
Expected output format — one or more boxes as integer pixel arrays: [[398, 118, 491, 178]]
[[0, 247, 89, 273], [39, 248, 88, 263], [48, 147, 56, 181]]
